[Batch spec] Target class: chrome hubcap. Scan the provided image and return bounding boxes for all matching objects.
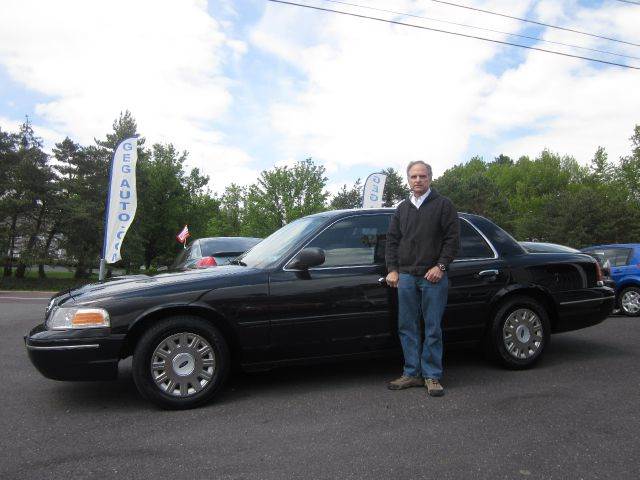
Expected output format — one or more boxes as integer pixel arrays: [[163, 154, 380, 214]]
[[151, 332, 215, 397], [621, 290, 640, 314], [172, 352, 195, 376], [503, 308, 543, 359]]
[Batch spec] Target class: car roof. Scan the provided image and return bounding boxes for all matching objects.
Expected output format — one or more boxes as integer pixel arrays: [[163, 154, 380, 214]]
[[305, 207, 478, 220]]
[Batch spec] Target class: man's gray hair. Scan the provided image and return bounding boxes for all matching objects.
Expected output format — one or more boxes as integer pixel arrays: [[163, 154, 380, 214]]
[[406, 161, 432, 179]]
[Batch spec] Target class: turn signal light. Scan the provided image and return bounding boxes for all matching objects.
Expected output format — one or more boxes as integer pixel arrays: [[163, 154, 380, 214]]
[[73, 311, 108, 326]]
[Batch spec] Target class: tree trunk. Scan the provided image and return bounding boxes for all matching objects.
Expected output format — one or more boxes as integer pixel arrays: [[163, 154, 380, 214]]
[[38, 222, 58, 279], [16, 202, 46, 279], [75, 252, 88, 278], [3, 213, 18, 277], [74, 264, 88, 279], [15, 263, 27, 278]]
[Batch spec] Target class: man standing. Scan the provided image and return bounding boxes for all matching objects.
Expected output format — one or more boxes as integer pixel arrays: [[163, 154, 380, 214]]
[[385, 161, 459, 396]]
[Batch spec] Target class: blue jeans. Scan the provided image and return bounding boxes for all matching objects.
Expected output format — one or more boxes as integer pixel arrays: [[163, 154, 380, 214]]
[[397, 273, 448, 380]]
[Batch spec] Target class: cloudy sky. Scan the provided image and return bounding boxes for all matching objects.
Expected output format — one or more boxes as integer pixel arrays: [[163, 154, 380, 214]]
[[1, 0, 639, 194]]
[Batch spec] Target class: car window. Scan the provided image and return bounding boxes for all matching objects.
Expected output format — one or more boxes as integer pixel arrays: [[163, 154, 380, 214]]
[[458, 219, 494, 259], [212, 256, 236, 265], [588, 248, 633, 267], [307, 214, 391, 267], [200, 238, 261, 256]]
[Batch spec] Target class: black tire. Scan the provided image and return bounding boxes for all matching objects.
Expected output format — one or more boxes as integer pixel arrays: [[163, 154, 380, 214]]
[[132, 316, 229, 410], [617, 286, 640, 317], [486, 296, 551, 370]]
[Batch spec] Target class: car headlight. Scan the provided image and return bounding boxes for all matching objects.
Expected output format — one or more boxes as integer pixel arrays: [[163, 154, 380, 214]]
[[47, 307, 110, 330]]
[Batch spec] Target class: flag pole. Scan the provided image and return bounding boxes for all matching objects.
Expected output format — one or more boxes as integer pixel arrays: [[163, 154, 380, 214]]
[[99, 258, 106, 281]]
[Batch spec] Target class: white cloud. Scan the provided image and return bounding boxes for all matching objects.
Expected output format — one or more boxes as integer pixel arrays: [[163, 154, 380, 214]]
[[476, 2, 640, 163], [252, 0, 640, 180], [0, 0, 254, 193], [252, 0, 536, 179]]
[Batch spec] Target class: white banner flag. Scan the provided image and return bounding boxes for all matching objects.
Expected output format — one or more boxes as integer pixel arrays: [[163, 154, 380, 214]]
[[362, 172, 387, 209], [103, 137, 138, 263]]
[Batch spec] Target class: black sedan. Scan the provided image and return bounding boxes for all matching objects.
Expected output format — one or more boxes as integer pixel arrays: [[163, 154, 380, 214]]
[[25, 209, 615, 409]]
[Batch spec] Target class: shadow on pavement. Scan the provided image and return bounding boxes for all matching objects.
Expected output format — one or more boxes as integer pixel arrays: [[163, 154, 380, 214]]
[[45, 328, 629, 411]]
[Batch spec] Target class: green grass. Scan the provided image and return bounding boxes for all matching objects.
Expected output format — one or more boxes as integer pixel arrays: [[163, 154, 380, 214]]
[[1, 268, 99, 291], [0, 276, 96, 292]]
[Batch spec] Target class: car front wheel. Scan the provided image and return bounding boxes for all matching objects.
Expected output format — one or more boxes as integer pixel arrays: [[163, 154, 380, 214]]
[[619, 287, 640, 317], [486, 296, 550, 369], [132, 316, 229, 409]]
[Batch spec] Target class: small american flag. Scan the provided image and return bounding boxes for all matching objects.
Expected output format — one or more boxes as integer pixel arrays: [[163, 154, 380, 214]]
[[176, 225, 190, 245]]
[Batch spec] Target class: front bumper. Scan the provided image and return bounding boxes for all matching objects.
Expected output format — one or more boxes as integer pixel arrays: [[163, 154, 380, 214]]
[[25, 324, 125, 381]]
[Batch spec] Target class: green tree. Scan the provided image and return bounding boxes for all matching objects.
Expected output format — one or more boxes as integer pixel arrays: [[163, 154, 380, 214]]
[[330, 179, 362, 210], [54, 137, 108, 277], [207, 183, 245, 237], [381, 168, 409, 207], [243, 158, 328, 237], [618, 125, 640, 202], [0, 128, 19, 275], [0, 119, 54, 278], [589, 146, 613, 184]]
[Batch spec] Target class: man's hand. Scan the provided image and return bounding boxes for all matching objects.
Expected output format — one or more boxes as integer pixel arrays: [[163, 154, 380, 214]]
[[425, 266, 443, 283], [386, 271, 399, 288]]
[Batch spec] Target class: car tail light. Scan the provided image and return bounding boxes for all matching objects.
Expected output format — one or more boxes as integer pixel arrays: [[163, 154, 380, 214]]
[[196, 256, 217, 268]]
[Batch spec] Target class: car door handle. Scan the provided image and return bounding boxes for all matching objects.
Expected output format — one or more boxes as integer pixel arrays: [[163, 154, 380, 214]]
[[378, 277, 387, 286], [478, 269, 499, 277]]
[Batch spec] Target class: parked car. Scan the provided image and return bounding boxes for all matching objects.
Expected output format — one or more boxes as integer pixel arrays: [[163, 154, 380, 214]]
[[519, 241, 579, 254], [172, 237, 262, 270], [25, 210, 614, 409], [581, 244, 640, 317]]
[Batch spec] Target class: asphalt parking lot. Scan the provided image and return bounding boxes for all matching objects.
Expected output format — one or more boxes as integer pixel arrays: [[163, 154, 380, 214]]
[[1, 293, 639, 480]]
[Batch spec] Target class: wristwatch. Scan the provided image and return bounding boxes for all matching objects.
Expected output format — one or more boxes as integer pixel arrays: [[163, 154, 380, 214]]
[[437, 263, 447, 272]]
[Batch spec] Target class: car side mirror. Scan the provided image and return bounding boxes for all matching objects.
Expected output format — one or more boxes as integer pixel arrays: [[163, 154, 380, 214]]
[[288, 247, 325, 270]]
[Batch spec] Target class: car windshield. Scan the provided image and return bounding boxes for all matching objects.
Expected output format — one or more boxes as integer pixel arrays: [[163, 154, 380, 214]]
[[237, 216, 326, 268]]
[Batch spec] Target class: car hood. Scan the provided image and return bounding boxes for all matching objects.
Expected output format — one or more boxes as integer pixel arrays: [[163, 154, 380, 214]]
[[60, 265, 261, 305]]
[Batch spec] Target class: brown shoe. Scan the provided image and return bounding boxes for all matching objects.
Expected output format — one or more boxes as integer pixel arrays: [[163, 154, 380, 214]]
[[425, 378, 445, 397], [387, 375, 423, 390]]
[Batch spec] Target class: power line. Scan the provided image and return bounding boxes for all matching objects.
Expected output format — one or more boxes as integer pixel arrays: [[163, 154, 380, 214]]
[[426, 0, 640, 48], [322, 0, 640, 61], [266, 0, 640, 70]]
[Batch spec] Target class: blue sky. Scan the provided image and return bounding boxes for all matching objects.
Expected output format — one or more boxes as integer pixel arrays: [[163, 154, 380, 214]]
[[1, 0, 639, 194]]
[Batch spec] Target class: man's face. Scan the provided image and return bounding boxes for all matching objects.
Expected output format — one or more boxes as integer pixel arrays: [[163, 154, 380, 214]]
[[407, 164, 431, 197]]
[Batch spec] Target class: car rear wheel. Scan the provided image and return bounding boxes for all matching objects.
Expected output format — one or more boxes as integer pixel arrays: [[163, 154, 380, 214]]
[[132, 316, 229, 409], [486, 296, 550, 369], [619, 287, 640, 317]]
